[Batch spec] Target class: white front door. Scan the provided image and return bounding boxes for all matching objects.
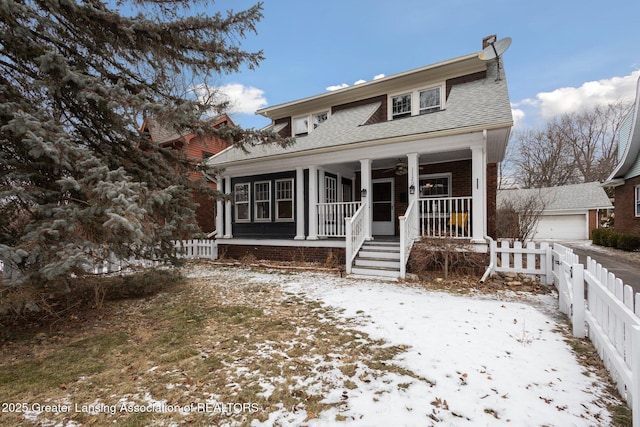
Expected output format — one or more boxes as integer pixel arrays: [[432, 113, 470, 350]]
[[372, 178, 394, 235]]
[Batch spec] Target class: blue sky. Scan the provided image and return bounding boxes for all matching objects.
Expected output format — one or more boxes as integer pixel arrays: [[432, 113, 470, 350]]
[[213, 0, 640, 131]]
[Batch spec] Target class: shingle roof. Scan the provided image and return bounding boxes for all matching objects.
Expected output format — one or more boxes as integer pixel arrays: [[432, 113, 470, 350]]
[[208, 63, 512, 167], [497, 182, 613, 212]]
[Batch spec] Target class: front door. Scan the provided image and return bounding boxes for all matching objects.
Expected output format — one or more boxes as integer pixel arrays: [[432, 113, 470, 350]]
[[372, 178, 394, 235]]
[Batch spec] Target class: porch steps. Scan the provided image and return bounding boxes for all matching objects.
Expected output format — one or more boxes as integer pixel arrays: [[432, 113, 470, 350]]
[[351, 241, 402, 279]]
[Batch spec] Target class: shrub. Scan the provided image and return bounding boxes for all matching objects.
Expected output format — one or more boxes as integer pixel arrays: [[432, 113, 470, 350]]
[[615, 233, 640, 252], [592, 228, 640, 252]]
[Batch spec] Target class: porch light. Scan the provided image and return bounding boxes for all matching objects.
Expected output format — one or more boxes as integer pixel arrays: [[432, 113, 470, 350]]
[[409, 184, 415, 195], [361, 188, 367, 198]]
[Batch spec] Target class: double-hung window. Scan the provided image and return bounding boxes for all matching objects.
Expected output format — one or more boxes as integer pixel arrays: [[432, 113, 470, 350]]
[[234, 183, 250, 222], [635, 186, 640, 217], [254, 181, 271, 221], [391, 93, 412, 119], [276, 179, 294, 221], [293, 111, 329, 136], [419, 174, 451, 198], [390, 85, 443, 120], [419, 87, 441, 114]]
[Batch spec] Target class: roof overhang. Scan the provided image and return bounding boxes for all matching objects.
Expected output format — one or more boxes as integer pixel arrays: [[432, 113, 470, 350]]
[[256, 53, 486, 120]]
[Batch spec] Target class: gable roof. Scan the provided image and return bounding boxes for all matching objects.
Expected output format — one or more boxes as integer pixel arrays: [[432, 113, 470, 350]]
[[497, 182, 613, 212], [208, 60, 512, 167], [606, 76, 640, 182], [141, 114, 234, 146]]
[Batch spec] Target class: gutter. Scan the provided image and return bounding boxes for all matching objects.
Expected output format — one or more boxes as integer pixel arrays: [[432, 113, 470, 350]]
[[479, 235, 495, 283]]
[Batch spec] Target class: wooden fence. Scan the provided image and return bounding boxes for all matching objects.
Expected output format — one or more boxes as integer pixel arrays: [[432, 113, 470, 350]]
[[489, 241, 640, 426]]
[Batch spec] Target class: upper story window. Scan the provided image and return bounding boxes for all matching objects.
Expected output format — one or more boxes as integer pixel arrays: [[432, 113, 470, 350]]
[[392, 94, 412, 119], [419, 87, 441, 115], [390, 85, 443, 120], [293, 111, 329, 136]]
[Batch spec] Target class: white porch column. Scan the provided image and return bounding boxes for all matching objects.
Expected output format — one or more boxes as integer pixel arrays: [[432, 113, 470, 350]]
[[360, 158, 373, 240], [215, 175, 224, 237], [295, 167, 305, 240], [471, 146, 486, 243], [224, 176, 233, 238], [407, 152, 420, 234], [308, 165, 319, 240]]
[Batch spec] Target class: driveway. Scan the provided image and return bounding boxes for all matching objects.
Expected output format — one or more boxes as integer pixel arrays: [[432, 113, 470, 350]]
[[559, 240, 640, 295]]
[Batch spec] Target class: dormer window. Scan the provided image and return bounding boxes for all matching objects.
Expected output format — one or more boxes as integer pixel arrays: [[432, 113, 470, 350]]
[[419, 87, 441, 114], [392, 94, 412, 119], [390, 85, 443, 120], [293, 111, 329, 136]]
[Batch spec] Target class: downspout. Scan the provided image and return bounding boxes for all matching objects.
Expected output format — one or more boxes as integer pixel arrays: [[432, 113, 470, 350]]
[[479, 234, 495, 283], [479, 129, 495, 283]]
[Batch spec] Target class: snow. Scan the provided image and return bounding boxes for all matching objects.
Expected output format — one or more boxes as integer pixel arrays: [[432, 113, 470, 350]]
[[235, 269, 613, 427]]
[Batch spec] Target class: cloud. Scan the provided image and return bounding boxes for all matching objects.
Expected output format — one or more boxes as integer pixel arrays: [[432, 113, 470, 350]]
[[326, 83, 349, 91], [511, 107, 525, 128], [529, 70, 639, 120], [215, 83, 268, 115], [326, 73, 386, 91]]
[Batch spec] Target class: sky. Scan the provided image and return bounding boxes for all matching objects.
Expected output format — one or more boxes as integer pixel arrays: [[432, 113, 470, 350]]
[[211, 0, 640, 132]]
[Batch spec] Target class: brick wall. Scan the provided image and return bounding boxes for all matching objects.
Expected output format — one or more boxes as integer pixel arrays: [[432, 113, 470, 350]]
[[486, 163, 497, 238], [218, 244, 346, 265], [614, 176, 640, 235]]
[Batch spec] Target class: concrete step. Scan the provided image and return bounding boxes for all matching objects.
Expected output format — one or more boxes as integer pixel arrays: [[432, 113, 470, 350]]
[[354, 257, 401, 269], [351, 266, 401, 279], [358, 249, 400, 260]]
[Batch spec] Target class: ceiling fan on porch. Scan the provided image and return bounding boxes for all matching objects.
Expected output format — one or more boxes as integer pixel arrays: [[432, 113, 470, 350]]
[[383, 159, 408, 175]]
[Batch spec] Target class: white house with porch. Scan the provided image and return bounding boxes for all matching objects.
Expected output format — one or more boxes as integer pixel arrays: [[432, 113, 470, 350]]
[[208, 36, 513, 278]]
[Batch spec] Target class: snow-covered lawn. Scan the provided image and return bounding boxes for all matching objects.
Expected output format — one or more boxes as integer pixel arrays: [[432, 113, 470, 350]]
[[205, 267, 617, 426]]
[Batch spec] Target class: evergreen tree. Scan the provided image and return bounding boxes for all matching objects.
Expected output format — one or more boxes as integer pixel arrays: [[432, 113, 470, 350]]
[[0, 0, 282, 284]]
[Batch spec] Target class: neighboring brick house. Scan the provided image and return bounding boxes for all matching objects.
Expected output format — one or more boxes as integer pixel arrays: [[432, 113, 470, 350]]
[[604, 76, 640, 235], [141, 114, 233, 234], [207, 36, 513, 277]]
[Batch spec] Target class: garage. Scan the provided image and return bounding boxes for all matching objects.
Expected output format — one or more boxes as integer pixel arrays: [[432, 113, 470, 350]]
[[534, 214, 587, 240]]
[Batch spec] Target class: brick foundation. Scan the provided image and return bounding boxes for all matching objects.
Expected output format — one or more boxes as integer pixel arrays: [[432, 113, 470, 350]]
[[218, 244, 345, 265]]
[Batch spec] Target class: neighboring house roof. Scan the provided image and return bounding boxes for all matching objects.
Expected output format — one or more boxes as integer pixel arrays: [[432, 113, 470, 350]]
[[208, 56, 512, 168], [497, 182, 613, 212], [606, 76, 640, 182], [141, 114, 234, 146]]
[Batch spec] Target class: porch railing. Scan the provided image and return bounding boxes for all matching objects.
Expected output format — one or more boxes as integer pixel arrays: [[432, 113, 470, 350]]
[[419, 196, 472, 239], [399, 199, 419, 279], [317, 201, 362, 237], [345, 203, 367, 274]]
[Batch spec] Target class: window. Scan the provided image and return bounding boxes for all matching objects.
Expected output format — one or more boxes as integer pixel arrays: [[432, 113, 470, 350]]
[[636, 186, 640, 217], [419, 87, 441, 114], [275, 179, 294, 221], [325, 176, 337, 203], [234, 183, 250, 222], [293, 117, 309, 136], [313, 112, 328, 129], [254, 181, 271, 221], [392, 93, 412, 119], [390, 85, 443, 120], [293, 111, 329, 136], [419, 174, 451, 198]]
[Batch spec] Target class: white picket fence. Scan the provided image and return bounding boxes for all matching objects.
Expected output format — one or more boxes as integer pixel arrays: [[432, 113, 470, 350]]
[[491, 241, 639, 426], [2, 239, 218, 279], [92, 239, 218, 274]]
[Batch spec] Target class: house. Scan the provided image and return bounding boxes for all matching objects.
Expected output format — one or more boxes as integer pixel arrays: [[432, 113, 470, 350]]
[[497, 182, 613, 241], [604, 76, 640, 236], [141, 114, 233, 234], [207, 36, 513, 278]]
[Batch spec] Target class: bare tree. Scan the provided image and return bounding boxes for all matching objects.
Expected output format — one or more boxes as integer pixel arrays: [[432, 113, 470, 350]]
[[496, 190, 547, 242], [507, 102, 632, 188]]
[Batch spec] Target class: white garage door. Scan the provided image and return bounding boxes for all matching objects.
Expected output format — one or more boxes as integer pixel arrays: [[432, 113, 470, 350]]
[[534, 214, 587, 240]]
